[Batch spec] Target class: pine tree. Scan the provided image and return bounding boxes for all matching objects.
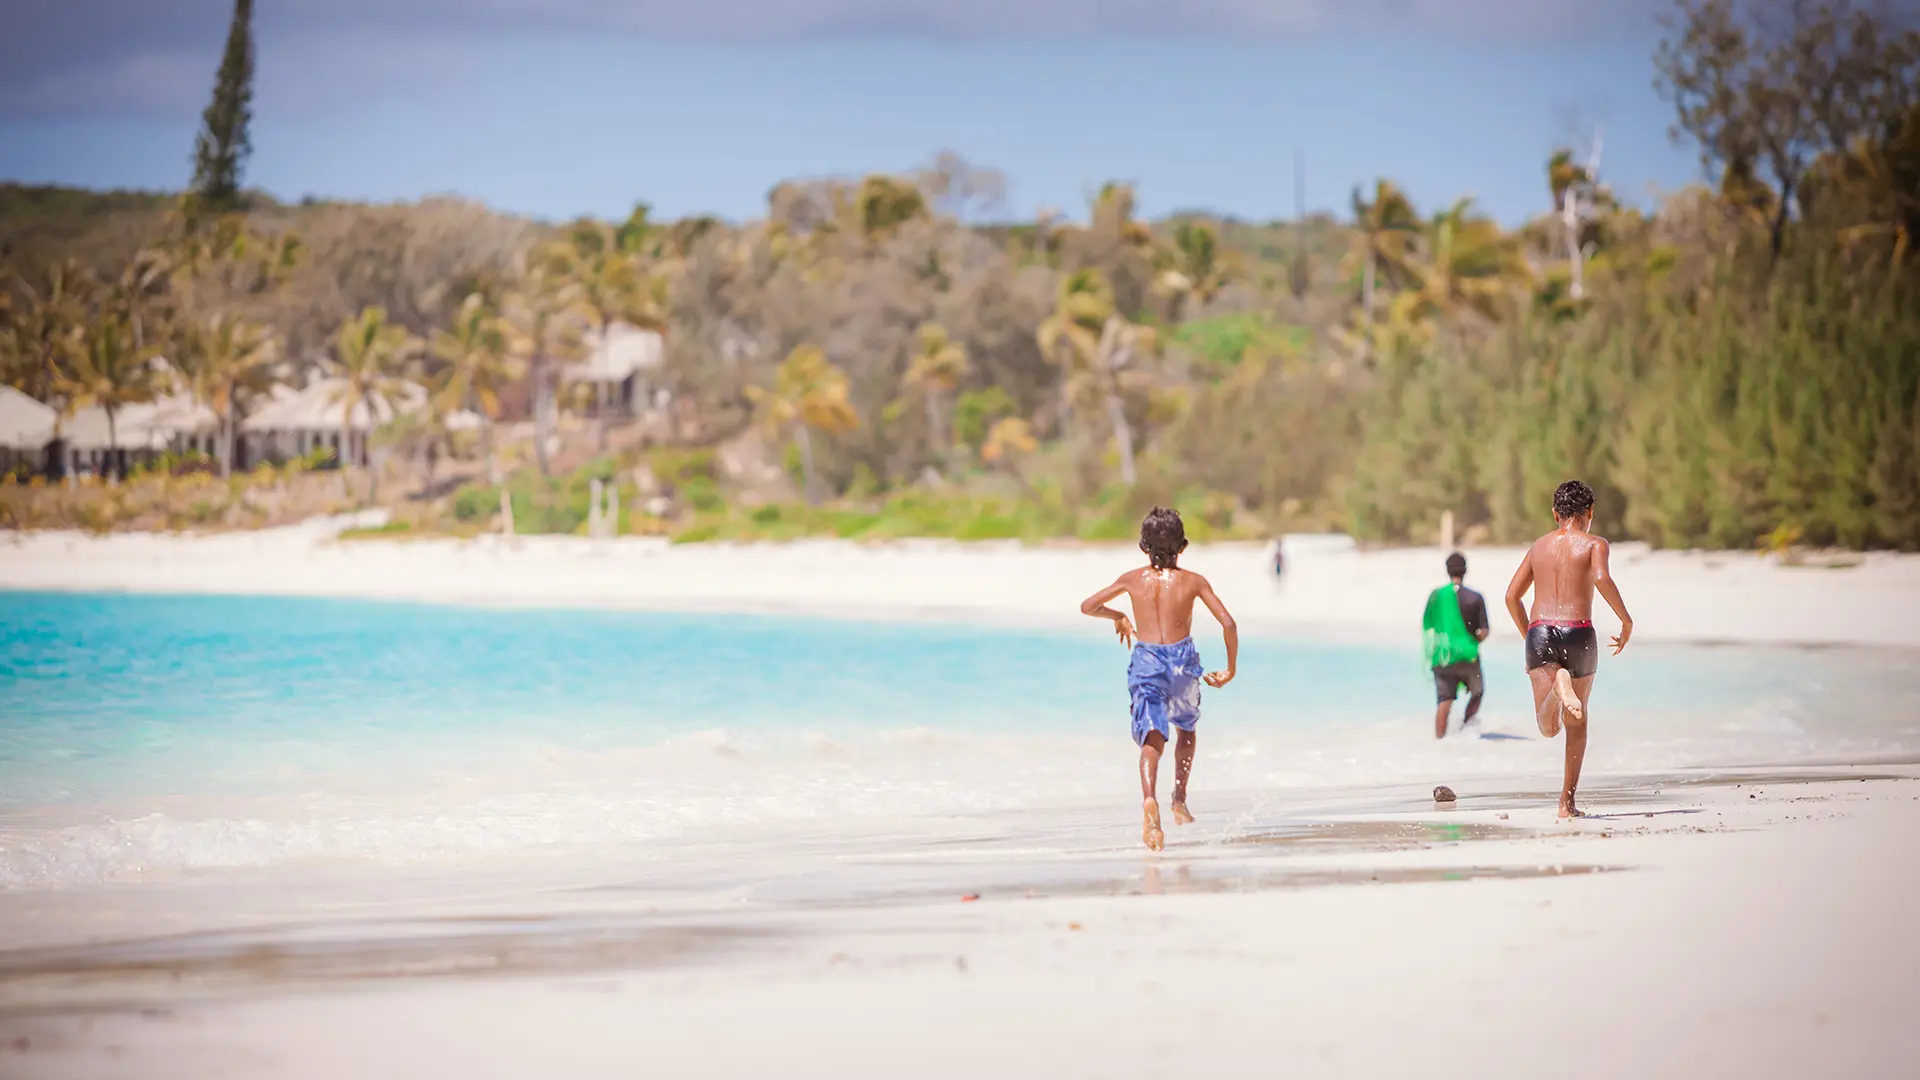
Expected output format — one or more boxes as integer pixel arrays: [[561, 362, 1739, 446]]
[[190, 0, 255, 214]]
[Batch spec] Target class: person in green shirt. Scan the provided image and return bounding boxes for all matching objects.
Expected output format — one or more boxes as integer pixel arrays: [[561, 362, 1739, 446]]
[[1423, 552, 1490, 738]]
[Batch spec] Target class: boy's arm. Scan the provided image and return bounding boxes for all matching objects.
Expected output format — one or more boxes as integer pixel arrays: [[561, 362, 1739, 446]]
[[1592, 538, 1634, 654], [1503, 551, 1534, 636], [1080, 576, 1135, 648], [1194, 574, 1238, 687]]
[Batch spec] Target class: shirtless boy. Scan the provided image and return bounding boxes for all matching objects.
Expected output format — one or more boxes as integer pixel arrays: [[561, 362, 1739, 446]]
[[1503, 481, 1635, 819], [1080, 507, 1239, 851]]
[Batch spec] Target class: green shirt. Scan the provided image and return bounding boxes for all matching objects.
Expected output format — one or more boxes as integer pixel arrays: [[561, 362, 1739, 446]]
[[1422, 583, 1481, 668]]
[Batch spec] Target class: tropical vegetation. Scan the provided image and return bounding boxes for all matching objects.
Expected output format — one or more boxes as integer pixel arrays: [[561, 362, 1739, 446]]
[[3, 0, 1917, 551]]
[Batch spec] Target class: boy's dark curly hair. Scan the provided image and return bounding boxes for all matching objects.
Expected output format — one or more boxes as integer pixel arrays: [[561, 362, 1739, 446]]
[[1552, 480, 1596, 521], [1140, 507, 1188, 570]]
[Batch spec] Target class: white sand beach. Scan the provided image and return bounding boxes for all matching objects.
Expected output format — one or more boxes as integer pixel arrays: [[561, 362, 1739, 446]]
[[1, 529, 1917, 1078], [1, 769, 1916, 1079], [5, 525, 1920, 647]]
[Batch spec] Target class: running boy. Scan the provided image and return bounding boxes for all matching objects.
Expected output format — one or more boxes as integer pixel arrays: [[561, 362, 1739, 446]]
[[1080, 507, 1239, 851], [1503, 480, 1635, 819]]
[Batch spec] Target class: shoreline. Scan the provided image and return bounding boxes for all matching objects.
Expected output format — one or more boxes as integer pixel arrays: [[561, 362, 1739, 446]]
[[6, 528, 1920, 648], [2, 766, 1914, 1077]]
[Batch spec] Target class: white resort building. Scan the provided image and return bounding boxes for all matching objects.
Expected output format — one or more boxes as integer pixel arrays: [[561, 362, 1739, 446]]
[[237, 378, 426, 470]]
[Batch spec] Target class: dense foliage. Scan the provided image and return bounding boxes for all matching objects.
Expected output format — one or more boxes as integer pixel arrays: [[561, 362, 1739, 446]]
[[4, 1, 1916, 549]]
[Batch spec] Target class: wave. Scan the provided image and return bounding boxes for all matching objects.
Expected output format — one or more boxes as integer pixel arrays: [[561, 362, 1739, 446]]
[[4, 717, 1911, 891]]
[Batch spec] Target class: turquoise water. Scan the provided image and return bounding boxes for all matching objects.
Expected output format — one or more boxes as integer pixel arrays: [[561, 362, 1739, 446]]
[[2, 591, 1917, 887], [0, 590, 1411, 801]]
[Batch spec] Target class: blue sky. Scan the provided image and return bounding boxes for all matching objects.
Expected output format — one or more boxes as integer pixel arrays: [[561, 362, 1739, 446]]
[[0, 1, 1705, 225]]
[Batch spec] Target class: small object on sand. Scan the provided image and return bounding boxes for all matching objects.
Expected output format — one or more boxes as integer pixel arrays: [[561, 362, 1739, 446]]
[[1433, 785, 1457, 803], [961, 894, 980, 902], [1496, 812, 1509, 820], [1069, 922, 1083, 931]]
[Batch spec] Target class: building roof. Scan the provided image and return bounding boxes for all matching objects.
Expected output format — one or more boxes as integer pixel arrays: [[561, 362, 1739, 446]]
[[0, 386, 59, 451], [240, 378, 426, 434], [62, 393, 218, 452], [560, 323, 664, 385]]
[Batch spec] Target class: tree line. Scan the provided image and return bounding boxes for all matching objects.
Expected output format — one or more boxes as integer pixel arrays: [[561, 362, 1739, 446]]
[[2, 0, 1917, 549]]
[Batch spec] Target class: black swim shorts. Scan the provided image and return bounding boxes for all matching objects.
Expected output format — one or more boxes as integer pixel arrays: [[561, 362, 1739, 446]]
[[1431, 660, 1483, 703], [1525, 620, 1598, 679]]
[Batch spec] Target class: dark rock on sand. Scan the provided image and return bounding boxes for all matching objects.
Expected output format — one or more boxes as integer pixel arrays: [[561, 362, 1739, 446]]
[[1433, 786, 1457, 803]]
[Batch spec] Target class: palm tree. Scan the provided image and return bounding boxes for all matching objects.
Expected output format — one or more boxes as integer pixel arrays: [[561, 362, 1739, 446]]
[[1405, 198, 1531, 326], [904, 323, 970, 473], [330, 306, 421, 498], [111, 247, 175, 352], [174, 311, 278, 477], [430, 292, 521, 484], [2, 262, 94, 402], [57, 316, 162, 479], [1548, 141, 1611, 301], [502, 272, 589, 477], [550, 224, 668, 451], [746, 344, 859, 505], [1154, 221, 1233, 322], [1034, 269, 1159, 486], [852, 174, 929, 241], [1346, 180, 1422, 324], [981, 416, 1039, 494]]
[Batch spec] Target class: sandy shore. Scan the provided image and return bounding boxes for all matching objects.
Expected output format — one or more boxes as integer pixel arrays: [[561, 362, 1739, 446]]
[[4, 528, 1918, 1077], [5, 526, 1920, 647], [2, 766, 1915, 1079]]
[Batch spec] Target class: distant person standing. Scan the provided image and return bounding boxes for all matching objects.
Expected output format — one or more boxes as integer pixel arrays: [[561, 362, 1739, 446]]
[[1271, 538, 1286, 581], [1423, 552, 1489, 738]]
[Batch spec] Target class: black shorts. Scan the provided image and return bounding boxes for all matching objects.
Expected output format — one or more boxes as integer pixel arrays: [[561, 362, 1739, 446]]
[[1432, 660, 1483, 703], [1525, 622, 1598, 679]]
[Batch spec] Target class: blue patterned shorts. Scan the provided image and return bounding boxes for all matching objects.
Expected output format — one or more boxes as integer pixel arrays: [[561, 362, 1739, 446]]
[[1128, 637, 1204, 745]]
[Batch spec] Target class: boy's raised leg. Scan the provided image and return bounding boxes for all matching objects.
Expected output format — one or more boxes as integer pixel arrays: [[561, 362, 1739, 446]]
[[1170, 729, 1196, 825], [1138, 732, 1166, 851]]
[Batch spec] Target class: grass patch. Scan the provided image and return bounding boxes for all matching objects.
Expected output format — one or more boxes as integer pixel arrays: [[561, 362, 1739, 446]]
[[337, 519, 413, 540]]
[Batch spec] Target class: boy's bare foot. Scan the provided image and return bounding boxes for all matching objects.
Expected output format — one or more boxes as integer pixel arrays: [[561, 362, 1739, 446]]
[[1170, 802, 1194, 826], [1553, 667, 1584, 721], [1558, 796, 1587, 819], [1142, 798, 1164, 851]]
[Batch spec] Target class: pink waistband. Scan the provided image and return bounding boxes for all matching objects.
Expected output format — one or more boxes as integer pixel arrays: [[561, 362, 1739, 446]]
[[1529, 618, 1593, 630]]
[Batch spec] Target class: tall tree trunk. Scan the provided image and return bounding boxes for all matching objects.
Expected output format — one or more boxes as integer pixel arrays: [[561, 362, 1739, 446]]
[[1769, 181, 1794, 264], [340, 407, 354, 501], [105, 405, 119, 483], [481, 414, 499, 485], [923, 388, 945, 472], [796, 424, 819, 506], [1562, 188, 1585, 301], [596, 317, 610, 453], [1362, 246, 1376, 321], [1103, 381, 1136, 486], [532, 353, 552, 477]]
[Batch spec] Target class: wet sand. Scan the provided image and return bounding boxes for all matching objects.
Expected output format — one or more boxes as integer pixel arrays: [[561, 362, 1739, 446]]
[[2, 766, 1916, 1078]]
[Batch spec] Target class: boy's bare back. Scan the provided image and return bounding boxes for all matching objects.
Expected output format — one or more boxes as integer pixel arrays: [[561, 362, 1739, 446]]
[[1107, 566, 1224, 646], [1515, 530, 1610, 624]]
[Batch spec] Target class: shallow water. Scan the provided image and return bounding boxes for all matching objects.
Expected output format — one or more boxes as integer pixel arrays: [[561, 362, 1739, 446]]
[[2, 591, 1916, 889]]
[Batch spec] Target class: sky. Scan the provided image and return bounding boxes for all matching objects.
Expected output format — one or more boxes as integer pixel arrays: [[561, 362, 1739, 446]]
[[0, 0, 1713, 226]]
